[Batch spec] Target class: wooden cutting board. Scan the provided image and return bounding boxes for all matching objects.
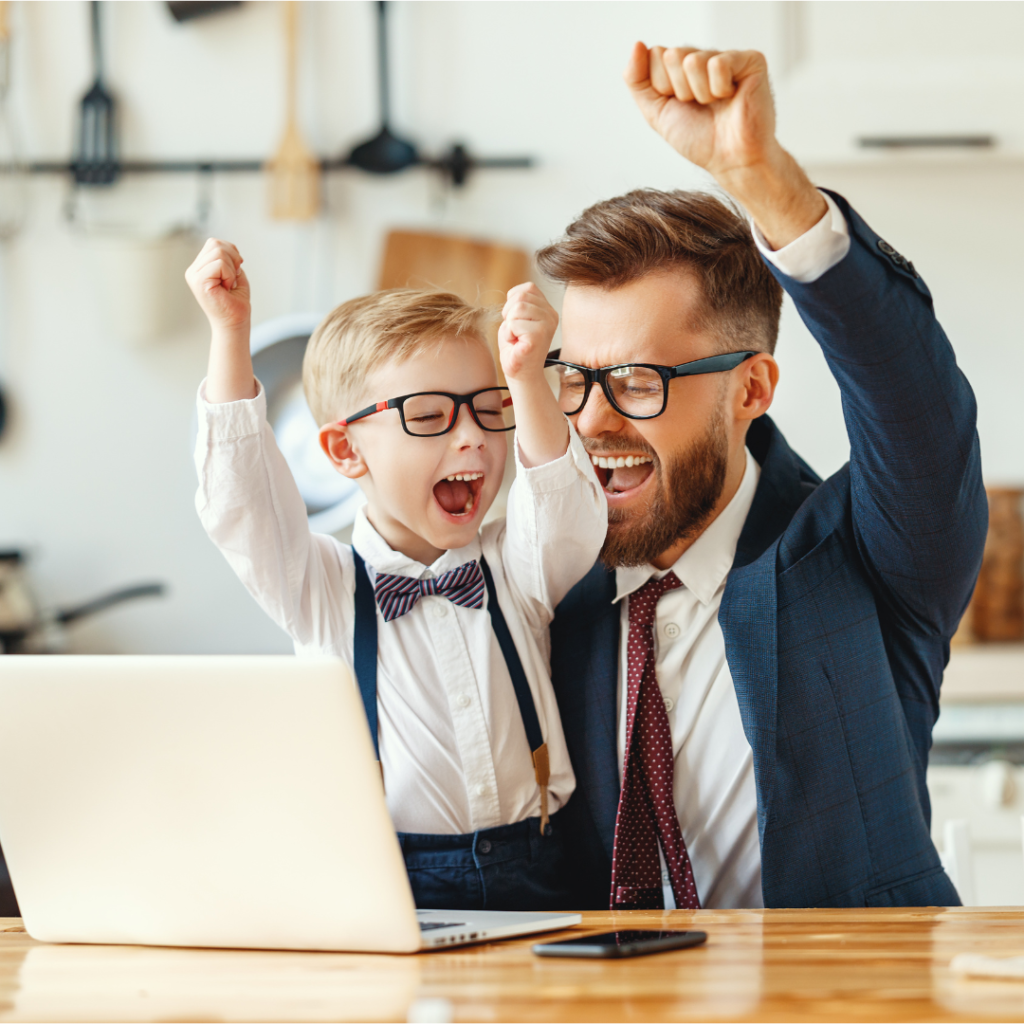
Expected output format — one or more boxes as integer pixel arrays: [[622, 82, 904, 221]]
[[378, 230, 532, 386]]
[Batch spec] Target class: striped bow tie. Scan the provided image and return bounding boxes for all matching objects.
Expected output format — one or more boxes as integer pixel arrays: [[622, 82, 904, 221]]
[[373, 560, 486, 622]]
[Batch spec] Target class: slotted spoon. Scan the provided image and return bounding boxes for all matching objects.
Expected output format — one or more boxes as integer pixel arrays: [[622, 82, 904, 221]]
[[75, 1, 117, 185]]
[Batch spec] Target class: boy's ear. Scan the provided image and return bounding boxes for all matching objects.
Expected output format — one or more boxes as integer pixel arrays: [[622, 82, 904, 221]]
[[319, 423, 369, 479]]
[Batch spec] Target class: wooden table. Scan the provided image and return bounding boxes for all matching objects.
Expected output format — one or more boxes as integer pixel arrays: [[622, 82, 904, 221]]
[[2, 908, 1024, 1022]]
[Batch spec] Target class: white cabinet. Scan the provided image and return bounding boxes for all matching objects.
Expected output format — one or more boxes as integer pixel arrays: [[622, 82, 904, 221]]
[[928, 645, 1024, 906], [929, 763, 1024, 907], [708, 2, 1024, 164]]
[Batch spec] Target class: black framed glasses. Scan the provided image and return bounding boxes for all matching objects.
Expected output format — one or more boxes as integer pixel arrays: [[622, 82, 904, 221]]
[[338, 387, 515, 437], [543, 350, 758, 420]]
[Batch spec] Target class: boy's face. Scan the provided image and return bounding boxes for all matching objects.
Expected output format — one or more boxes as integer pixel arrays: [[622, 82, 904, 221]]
[[327, 336, 508, 564]]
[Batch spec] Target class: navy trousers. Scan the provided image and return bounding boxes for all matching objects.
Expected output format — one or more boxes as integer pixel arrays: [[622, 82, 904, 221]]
[[398, 810, 572, 911]]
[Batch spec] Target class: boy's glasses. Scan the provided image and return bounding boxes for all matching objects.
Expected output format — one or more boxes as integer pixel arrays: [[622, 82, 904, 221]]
[[338, 387, 515, 437], [543, 349, 758, 420]]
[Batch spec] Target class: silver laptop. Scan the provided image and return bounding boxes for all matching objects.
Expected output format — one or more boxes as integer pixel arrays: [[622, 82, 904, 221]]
[[0, 656, 580, 953]]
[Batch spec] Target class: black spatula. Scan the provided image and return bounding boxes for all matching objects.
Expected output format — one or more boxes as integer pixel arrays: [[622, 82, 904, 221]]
[[75, 1, 117, 185]]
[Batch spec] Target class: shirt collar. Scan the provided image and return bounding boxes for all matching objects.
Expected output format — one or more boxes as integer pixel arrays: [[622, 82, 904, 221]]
[[351, 506, 483, 581], [613, 447, 761, 607]]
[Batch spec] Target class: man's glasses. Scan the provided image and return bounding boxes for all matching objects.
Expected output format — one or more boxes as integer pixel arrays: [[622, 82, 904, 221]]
[[338, 387, 515, 437], [543, 350, 758, 420]]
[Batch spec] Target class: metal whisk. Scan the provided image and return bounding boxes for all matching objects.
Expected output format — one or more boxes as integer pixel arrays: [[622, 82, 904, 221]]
[[75, 0, 117, 185]]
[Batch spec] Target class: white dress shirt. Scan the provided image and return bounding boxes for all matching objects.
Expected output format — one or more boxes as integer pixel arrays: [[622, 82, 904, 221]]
[[194, 382, 606, 836], [751, 189, 851, 283], [615, 449, 762, 909], [612, 192, 851, 910]]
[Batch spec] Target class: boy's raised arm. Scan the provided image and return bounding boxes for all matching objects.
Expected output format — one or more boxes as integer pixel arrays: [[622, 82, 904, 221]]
[[185, 238, 256, 403], [498, 283, 569, 467]]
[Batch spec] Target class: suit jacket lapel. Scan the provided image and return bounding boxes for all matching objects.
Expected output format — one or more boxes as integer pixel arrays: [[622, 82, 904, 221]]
[[722, 416, 819, 842], [549, 564, 621, 863], [579, 595, 621, 862]]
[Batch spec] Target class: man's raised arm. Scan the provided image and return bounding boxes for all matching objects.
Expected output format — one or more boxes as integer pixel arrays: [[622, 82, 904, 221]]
[[625, 42, 987, 637]]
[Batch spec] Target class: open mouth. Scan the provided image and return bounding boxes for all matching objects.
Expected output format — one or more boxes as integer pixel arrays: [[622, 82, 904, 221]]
[[590, 454, 655, 497], [433, 472, 485, 521]]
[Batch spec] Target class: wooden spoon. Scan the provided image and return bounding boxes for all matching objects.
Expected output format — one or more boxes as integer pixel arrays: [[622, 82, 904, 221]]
[[267, 1, 319, 220]]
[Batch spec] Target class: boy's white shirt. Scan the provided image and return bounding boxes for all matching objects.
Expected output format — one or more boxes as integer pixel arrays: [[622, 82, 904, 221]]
[[194, 380, 606, 835]]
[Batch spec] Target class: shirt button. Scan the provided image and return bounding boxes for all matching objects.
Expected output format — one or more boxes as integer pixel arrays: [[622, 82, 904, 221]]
[[664, 697, 674, 713], [475, 783, 489, 796], [478, 839, 493, 855], [433, 602, 448, 618], [456, 693, 471, 708], [664, 623, 680, 639]]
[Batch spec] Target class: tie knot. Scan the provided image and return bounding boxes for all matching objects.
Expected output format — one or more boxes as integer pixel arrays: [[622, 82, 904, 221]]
[[627, 570, 682, 629]]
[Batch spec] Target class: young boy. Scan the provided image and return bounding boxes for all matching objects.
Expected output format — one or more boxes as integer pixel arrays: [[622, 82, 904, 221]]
[[186, 239, 606, 911]]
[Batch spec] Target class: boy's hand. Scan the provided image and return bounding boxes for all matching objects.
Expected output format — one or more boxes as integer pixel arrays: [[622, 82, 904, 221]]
[[189, 238, 257, 404], [186, 238, 251, 331], [498, 283, 559, 382], [497, 283, 567, 468]]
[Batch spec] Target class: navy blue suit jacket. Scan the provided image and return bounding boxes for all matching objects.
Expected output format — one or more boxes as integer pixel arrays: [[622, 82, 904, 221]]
[[550, 193, 987, 909]]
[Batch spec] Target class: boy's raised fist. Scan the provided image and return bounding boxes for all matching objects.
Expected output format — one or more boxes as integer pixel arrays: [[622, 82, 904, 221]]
[[186, 238, 251, 332], [498, 283, 559, 383]]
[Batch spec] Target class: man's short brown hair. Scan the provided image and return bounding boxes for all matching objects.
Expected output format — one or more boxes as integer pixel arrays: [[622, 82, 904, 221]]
[[303, 289, 491, 426], [536, 189, 783, 354]]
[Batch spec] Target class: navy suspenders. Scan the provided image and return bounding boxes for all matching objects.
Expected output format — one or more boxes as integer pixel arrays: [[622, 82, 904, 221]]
[[350, 549, 551, 833]]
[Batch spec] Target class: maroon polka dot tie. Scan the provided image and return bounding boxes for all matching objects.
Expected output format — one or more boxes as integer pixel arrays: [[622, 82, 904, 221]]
[[609, 571, 701, 911]]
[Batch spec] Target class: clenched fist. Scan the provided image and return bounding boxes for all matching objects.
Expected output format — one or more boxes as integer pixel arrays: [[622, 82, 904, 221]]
[[624, 43, 777, 185], [498, 283, 559, 383], [187, 238, 256, 404], [624, 42, 826, 248], [186, 238, 250, 332]]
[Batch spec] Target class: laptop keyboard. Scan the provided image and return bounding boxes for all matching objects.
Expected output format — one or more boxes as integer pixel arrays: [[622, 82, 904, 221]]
[[419, 921, 466, 932]]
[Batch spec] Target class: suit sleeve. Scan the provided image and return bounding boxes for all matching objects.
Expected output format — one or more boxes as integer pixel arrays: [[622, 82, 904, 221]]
[[764, 190, 987, 637]]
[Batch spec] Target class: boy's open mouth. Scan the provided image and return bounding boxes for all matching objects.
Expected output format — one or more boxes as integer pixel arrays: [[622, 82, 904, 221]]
[[590, 453, 655, 496], [433, 472, 485, 520]]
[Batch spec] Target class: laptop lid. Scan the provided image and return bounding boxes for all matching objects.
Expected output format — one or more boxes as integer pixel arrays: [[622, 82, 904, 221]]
[[0, 656, 423, 953]]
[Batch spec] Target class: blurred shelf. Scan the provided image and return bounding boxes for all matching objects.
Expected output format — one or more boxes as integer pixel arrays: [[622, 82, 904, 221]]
[[800, 148, 1024, 171], [942, 644, 1024, 704]]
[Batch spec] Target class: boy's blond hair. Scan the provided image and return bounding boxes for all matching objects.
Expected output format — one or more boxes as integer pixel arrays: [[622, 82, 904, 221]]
[[303, 289, 492, 426]]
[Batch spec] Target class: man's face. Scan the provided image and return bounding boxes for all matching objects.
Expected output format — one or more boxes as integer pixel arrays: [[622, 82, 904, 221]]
[[560, 270, 743, 568]]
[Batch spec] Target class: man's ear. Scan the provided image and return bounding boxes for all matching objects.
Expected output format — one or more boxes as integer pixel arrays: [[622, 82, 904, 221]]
[[734, 353, 779, 422], [319, 423, 369, 479]]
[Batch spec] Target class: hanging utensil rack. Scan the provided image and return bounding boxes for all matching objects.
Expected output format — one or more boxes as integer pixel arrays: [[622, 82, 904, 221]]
[[16, 1, 532, 189]]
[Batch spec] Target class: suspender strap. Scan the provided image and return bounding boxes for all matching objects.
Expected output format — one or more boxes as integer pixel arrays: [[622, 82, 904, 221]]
[[479, 559, 550, 835], [350, 550, 551, 834], [351, 550, 381, 767]]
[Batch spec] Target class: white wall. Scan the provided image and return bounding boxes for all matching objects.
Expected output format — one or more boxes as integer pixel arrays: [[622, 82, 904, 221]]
[[0, 2, 1019, 654]]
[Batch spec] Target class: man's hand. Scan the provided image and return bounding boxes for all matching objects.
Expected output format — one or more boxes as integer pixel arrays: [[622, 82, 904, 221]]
[[497, 283, 568, 469], [186, 238, 250, 332], [498, 283, 559, 382], [624, 42, 826, 249]]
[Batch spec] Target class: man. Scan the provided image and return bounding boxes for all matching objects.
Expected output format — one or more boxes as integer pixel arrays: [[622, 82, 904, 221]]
[[545, 43, 986, 909]]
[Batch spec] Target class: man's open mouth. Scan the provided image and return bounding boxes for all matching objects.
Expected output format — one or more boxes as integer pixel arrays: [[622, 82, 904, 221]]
[[433, 472, 485, 519], [590, 454, 655, 496]]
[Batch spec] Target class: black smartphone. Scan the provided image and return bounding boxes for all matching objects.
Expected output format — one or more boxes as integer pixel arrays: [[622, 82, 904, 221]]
[[532, 929, 707, 959]]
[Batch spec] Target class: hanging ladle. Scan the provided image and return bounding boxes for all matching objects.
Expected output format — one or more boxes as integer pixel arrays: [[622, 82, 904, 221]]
[[346, 1, 418, 175]]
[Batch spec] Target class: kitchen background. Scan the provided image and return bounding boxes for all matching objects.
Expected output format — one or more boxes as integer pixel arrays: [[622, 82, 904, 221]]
[[0, 1, 1022, 904]]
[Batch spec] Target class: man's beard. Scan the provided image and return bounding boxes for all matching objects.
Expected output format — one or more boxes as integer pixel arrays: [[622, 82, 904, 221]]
[[585, 407, 729, 569]]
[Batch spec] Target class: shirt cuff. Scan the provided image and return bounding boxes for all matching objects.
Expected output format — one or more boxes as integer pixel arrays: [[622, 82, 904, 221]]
[[513, 420, 596, 493], [751, 190, 851, 284], [196, 377, 267, 440]]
